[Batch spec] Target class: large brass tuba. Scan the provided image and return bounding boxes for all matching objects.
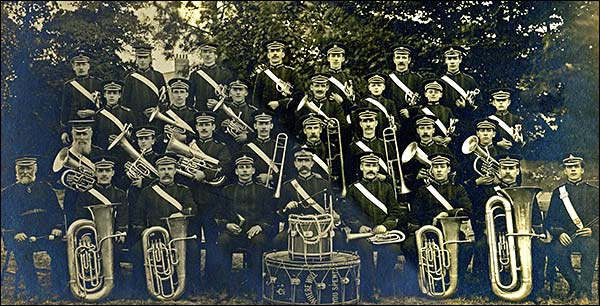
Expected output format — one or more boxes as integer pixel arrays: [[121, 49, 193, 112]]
[[485, 186, 541, 301], [165, 137, 225, 185], [325, 118, 347, 198], [461, 135, 500, 178], [66, 204, 126, 301], [416, 216, 470, 298], [383, 118, 411, 198], [142, 215, 197, 301]]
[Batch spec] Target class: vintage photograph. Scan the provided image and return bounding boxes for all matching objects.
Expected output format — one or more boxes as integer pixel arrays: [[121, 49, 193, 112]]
[[1, 1, 598, 305]]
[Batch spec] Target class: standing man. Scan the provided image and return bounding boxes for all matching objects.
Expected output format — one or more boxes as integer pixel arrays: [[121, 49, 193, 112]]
[[546, 153, 599, 302], [95, 80, 132, 150], [417, 79, 457, 148], [323, 42, 356, 118], [296, 72, 348, 130], [216, 79, 257, 152], [486, 88, 525, 154], [385, 44, 423, 130], [189, 42, 233, 110], [348, 108, 388, 184], [241, 110, 280, 189]]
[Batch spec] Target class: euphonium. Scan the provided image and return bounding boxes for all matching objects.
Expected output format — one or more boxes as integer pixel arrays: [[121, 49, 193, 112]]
[[383, 118, 411, 197], [461, 135, 500, 177], [346, 230, 406, 245], [326, 118, 347, 198], [53, 147, 96, 191], [416, 216, 469, 298], [108, 127, 159, 180], [142, 215, 197, 301], [266, 133, 288, 198], [60, 169, 95, 192], [212, 98, 255, 137], [165, 137, 225, 185], [485, 187, 541, 301], [66, 204, 126, 301]]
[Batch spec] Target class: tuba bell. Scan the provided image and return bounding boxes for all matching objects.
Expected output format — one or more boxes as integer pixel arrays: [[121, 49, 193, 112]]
[[66, 204, 126, 301], [485, 186, 541, 301], [165, 137, 225, 186], [461, 135, 500, 178], [142, 214, 197, 301], [416, 216, 470, 298], [383, 118, 411, 198]]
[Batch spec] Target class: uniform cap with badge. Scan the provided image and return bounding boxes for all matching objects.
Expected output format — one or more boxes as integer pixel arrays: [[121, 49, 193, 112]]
[[69, 119, 95, 132], [102, 80, 124, 92], [497, 153, 522, 167], [562, 153, 584, 167], [168, 78, 191, 91], [194, 111, 217, 124]]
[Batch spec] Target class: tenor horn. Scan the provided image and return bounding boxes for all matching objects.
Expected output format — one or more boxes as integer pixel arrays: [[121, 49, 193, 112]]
[[53, 147, 95, 173], [346, 230, 406, 245], [149, 107, 195, 134], [66, 204, 126, 301], [485, 187, 541, 301], [212, 98, 255, 136], [108, 126, 159, 179], [401, 142, 432, 167], [166, 137, 225, 186], [383, 120, 411, 197], [461, 135, 499, 177]]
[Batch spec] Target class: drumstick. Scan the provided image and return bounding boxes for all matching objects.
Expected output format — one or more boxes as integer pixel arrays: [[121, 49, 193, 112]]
[[283, 189, 328, 213]]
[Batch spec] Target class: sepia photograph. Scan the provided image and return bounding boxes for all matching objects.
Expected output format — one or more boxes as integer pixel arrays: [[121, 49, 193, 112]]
[[1, 1, 598, 305]]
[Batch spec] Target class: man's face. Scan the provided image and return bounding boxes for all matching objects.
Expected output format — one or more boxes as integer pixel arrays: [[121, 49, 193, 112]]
[[230, 87, 248, 103], [499, 164, 519, 185], [136, 54, 152, 70], [171, 88, 189, 106], [196, 122, 215, 139], [368, 82, 385, 96], [491, 97, 511, 112], [360, 162, 380, 180], [327, 53, 345, 69], [72, 61, 90, 77], [201, 49, 217, 66], [393, 53, 411, 71], [104, 90, 121, 106], [564, 164, 584, 182], [95, 168, 115, 185], [137, 135, 155, 151], [444, 54, 462, 73], [16, 164, 37, 184], [310, 83, 329, 99], [425, 89, 443, 103], [431, 163, 450, 182], [267, 48, 285, 65], [359, 117, 378, 137], [294, 157, 314, 176], [476, 128, 496, 146], [158, 164, 176, 184], [254, 120, 273, 139], [235, 164, 255, 182], [72, 128, 93, 154], [417, 124, 434, 143], [303, 124, 322, 143]]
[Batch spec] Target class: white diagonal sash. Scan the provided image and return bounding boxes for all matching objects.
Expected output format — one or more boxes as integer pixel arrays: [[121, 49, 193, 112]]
[[389, 73, 414, 97], [290, 179, 326, 214], [99, 109, 126, 131], [297, 98, 331, 120], [70, 80, 97, 105], [328, 76, 347, 94], [365, 98, 390, 117], [88, 189, 112, 205], [354, 141, 388, 172], [151, 185, 184, 212], [441, 75, 468, 99], [558, 186, 584, 229], [131, 73, 160, 97], [68, 147, 95, 171], [421, 107, 449, 136], [247, 143, 279, 173], [355, 183, 387, 214], [425, 185, 454, 210], [488, 115, 516, 140], [263, 69, 288, 91], [196, 69, 220, 90]]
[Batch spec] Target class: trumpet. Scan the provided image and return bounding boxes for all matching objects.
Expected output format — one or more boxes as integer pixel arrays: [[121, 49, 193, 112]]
[[266, 133, 288, 198], [166, 137, 225, 186], [326, 118, 347, 198], [346, 229, 406, 245], [461, 135, 499, 178], [383, 118, 411, 197]]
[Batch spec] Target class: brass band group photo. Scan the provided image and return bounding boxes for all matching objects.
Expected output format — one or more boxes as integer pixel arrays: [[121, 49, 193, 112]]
[[2, 4, 599, 304]]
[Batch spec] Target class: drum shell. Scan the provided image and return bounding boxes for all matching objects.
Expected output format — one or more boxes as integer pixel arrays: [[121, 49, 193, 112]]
[[288, 214, 334, 261]]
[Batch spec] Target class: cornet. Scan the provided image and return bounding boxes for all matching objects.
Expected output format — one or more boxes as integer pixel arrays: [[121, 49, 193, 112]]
[[405, 91, 420, 106], [346, 229, 406, 245], [343, 80, 355, 101]]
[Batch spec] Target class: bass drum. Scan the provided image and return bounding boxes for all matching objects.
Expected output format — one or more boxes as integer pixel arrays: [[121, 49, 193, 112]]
[[288, 214, 334, 261], [263, 251, 360, 305]]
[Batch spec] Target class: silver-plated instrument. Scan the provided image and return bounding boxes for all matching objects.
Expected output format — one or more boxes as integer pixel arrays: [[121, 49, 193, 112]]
[[212, 97, 255, 138], [383, 118, 411, 198], [166, 137, 225, 186], [108, 125, 159, 180], [326, 118, 347, 198], [266, 133, 288, 198], [461, 135, 500, 177], [346, 229, 406, 245]]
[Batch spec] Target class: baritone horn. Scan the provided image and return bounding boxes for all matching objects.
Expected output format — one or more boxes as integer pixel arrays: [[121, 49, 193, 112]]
[[108, 124, 159, 180], [485, 187, 542, 302], [416, 216, 470, 298], [66, 204, 126, 301], [266, 133, 288, 198], [346, 229, 406, 245], [461, 135, 499, 177], [166, 137, 225, 186], [383, 118, 411, 197], [148, 107, 195, 135]]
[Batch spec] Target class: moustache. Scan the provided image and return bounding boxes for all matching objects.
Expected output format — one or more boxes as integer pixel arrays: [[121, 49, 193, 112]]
[[299, 166, 310, 172], [161, 175, 172, 180]]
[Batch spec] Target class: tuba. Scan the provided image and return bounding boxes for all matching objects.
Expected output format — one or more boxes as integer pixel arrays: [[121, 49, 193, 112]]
[[461, 135, 500, 178], [142, 214, 197, 301], [485, 186, 541, 301], [416, 216, 470, 298], [165, 137, 225, 186], [325, 118, 347, 198], [346, 229, 406, 245], [383, 118, 411, 198], [266, 133, 288, 198], [66, 204, 126, 301]]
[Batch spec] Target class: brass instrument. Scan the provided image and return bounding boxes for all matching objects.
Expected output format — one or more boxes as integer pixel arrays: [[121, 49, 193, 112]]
[[148, 107, 195, 135], [66, 204, 126, 301], [343, 80, 355, 101], [166, 137, 225, 186], [465, 88, 480, 110], [346, 229, 406, 245], [53, 147, 96, 191], [60, 169, 95, 192], [446, 118, 459, 137], [108, 125, 159, 180], [513, 124, 524, 144], [416, 216, 470, 298], [485, 187, 542, 301], [212, 97, 255, 138], [461, 135, 500, 177], [266, 133, 288, 198], [325, 118, 347, 198], [142, 214, 197, 301], [383, 118, 411, 198], [405, 91, 420, 106], [401, 142, 432, 167]]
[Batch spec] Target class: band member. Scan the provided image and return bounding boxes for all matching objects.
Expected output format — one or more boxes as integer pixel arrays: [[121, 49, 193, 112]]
[[2, 156, 68, 299], [130, 154, 198, 296], [95, 80, 132, 150], [60, 50, 102, 145], [459, 119, 500, 190], [189, 42, 233, 110], [341, 152, 409, 301], [295, 72, 348, 130], [241, 110, 279, 187], [353, 72, 398, 136], [216, 79, 257, 151], [546, 153, 599, 301], [323, 42, 357, 116], [214, 153, 275, 300], [486, 88, 525, 153], [252, 39, 304, 132], [417, 78, 456, 147], [385, 45, 423, 123], [121, 43, 168, 127], [404, 153, 473, 297], [348, 108, 388, 183], [154, 78, 198, 153], [294, 114, 333, 183]]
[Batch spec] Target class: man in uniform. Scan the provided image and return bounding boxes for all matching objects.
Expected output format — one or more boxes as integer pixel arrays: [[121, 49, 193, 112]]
[[95, 80, 132, 150], [121, 43, 168, 127], [214, 153, 275, 300], [459, 119, 500, 191], [341, 152, 409, 301], [295, 72, 348, 130], [323, 42, 357, 118], [546, 153, 599, 302], [189, 42, 233, 110], [417, 78, 457, 148], [385, 45, 423, 127], [215, 79, 257, 152], [60, 51, 103, 145], [353, 72, 398, 137], [486, 88, 525, 154], [241, 110, 281, 190], [294, 114, 334, 185], [2, 156, 68, 299], [348, 108, 388, 184]]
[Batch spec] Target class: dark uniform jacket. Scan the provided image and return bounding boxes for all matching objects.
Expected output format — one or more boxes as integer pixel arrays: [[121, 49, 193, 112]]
[[121, 67, 168, 126], [217, 181, 276, 236], [189, 64, 233, 110], [402, 140, 454, 191], [348, 136, 387, 183], [242, 137, 277, 179], [417, 103, 456, 137], [74, 183, 129, 233], [408, 179, 472, 228], [488, 111, 524, 153], [60, 75, 103, 129], [546, 180, 599, 240], [2, 181, 64, 237], [353, 95, 399, 128], [385, 70, 423, 114], [296, 96, 348, 130], [439, 71, 480, 133], [132, 181, 196, 229], [327, 67, 357, 115], [276, 174, 330, 224], [215, 100, 257, 152], [342, 178, 408, 232], [95, 104, 133, 150]]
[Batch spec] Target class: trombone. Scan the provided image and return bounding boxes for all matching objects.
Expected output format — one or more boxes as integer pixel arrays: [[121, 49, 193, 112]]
[[383, 118, 411, 198], [325, 118, 347, 198], [266, 133, 288, 198]]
